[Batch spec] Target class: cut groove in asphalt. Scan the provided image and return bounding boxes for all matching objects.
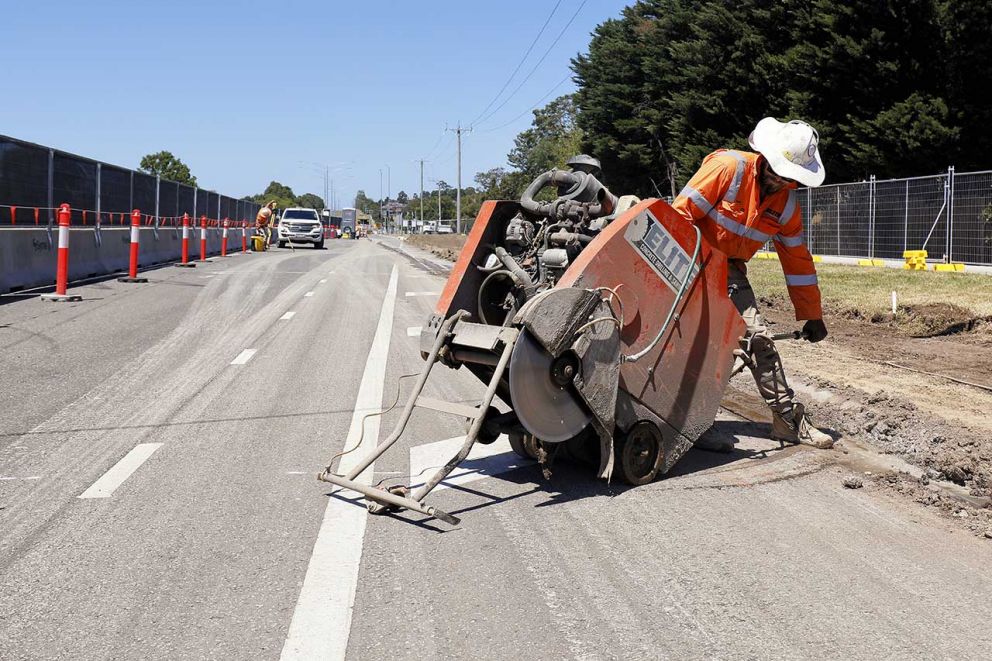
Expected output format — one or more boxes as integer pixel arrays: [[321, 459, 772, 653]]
[[77, 443, 163, 499], [280, 264, 399, 661], [230, 349, 257, 365], [280, 311, 297, 321]]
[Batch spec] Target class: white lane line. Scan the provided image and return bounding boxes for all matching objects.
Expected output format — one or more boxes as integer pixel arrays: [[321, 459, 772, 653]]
[[78, 443, 163, 499], [406, 326, 422, 337], [319, 278, 327, 284], [231, 349, 257, 365], [0, 476, 41, 481], [304, 291, 315, 298], [280, 311, 297, 320], [281, 265, 398, 661], [408, 435, 529, 493], [405, 291, 440, 297]]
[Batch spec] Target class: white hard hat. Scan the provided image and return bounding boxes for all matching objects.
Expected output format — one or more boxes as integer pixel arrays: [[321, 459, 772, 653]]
[[748, 117, 825, 187]]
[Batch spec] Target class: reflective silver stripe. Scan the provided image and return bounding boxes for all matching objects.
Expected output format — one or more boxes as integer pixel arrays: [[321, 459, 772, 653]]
[[774, 233, 805, 248], [678, 185, 713, 215], [723, 151, 746, 203], [201, 228, 206, 240], [130, 226, 140, 243], [182, 226, 189, 239], [58, 226, 69, 249], [780, 190, 797, 224], [708, 207, 772, 243], [785, 273, 818, 287]]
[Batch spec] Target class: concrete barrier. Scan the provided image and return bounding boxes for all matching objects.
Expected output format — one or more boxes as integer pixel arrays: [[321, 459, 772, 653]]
[[0, 225, 238, 294]]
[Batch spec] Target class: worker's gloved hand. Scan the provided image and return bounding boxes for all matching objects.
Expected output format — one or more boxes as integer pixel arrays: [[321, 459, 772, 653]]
[[802, 319, 828, 343]]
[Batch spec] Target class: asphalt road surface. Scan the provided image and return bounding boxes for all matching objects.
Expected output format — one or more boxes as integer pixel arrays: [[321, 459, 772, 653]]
[[2, 238, 991, 660]]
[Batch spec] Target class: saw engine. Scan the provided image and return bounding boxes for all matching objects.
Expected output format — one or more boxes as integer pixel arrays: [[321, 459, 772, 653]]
[[318, 155, 746, 526]]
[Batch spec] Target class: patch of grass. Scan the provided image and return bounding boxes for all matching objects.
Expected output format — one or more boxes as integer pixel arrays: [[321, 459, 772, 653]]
[[746, 260, 992, 334]]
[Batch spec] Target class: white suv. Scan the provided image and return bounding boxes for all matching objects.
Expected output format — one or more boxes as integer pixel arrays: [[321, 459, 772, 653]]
[[277, 208, 325, 249]]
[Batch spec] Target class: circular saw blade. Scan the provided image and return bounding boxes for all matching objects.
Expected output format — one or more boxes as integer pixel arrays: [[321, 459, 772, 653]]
[[509, 330, 591, 443]]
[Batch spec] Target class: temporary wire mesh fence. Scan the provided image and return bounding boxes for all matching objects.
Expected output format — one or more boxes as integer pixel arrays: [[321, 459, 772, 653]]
[[799, 167, 992, 265], [0, 134, 260, 228]]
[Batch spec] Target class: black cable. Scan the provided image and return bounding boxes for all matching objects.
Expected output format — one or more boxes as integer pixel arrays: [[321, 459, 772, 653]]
[[467, 0, 563, 127]]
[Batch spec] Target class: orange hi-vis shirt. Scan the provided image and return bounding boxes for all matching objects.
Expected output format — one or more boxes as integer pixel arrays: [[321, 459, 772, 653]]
[[672, 149, 822, 320]]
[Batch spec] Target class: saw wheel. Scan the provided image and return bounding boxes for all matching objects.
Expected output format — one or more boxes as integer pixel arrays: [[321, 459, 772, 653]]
[[508, 329, 592, 443]]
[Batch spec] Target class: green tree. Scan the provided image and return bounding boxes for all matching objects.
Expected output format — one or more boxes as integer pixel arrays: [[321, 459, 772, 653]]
[[507, 95, 583, 178], [250, 181, 296, 211], [139, 151, 198, 186], [572, 0, 985, 194], [297, 193, 325, 209], [396, 190, 409, 204]]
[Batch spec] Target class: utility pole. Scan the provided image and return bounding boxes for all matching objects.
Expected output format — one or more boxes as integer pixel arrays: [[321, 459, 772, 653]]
[[446, 122, 471, 233], [379, 168, 384, 231], [418, 159, 425, 233]]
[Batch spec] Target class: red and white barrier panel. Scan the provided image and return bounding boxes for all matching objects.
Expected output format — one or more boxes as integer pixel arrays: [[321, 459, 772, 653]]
[[198, 215, 209, 262], [177, 212, 195, 268], [118, 209, 148, 283], [40, 203, 82, 302]]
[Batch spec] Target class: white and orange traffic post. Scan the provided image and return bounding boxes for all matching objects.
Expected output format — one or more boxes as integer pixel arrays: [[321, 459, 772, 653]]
[[118, 209, 148, 283], [241, 220, 248, 253], [177, 212, 195, 268], [198, 215, 210, 262], [41, 203, 82, 302], [221, 218, 230, 256]]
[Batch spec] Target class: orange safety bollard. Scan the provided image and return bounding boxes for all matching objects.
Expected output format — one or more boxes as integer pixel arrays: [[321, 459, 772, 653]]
[[41, 203, 82, 302], [118, 209, 148, 283], [177, 212, 195, 267], [221, 218, 230, 256], [198, 215, 210, 262]]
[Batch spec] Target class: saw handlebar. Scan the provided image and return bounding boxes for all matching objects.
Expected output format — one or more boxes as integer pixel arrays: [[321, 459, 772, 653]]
[[769, 330, 809, 341]]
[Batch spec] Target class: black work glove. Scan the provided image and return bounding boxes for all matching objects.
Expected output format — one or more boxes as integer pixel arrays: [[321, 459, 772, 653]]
[[802, 319, 828, 343]]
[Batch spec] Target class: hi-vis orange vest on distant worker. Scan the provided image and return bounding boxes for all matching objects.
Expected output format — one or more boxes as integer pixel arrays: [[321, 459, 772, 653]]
[[672, 149, 822, 321], [256, 206, 273, 227]]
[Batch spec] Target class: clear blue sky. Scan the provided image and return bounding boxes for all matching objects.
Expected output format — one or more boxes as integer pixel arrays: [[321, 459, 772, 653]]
[[1, 0, 630, 207]]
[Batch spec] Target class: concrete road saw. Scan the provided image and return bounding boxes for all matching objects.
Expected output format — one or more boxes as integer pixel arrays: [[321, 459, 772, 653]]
[[318, 156, 746, 526]]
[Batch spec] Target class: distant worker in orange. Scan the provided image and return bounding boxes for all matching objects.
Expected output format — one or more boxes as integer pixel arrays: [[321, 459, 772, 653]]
[[673, 117, 833, 449], [254, 201, 277, 249]]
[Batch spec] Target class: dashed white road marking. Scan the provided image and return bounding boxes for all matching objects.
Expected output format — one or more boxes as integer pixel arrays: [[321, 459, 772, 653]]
[[280, 311, 297, 320], [304, 291, 315, 298], [408, 435, 528, 493], [406, 326, 422, 337], [78, 443, 163, 499], [231, 349, 257, 365], [286, 471, 307, 475], [0, 476, 41, 481], [281, 265, 398, 661], [405, 291, 441, 297]]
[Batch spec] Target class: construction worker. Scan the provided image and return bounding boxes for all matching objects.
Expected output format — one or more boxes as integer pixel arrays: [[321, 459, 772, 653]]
[[672, 117, 833, 449], [254, 201, 277, 250]]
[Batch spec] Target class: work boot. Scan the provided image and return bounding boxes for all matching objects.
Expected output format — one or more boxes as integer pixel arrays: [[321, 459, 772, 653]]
[[771, 403, 834, 449]]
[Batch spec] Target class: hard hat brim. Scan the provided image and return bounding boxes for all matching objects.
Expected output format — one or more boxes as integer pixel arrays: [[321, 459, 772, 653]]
[[748, 117, 825, 187]]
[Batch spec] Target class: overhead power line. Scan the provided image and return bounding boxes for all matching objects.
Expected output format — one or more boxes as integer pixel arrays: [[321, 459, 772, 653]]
[[472, 0, 588, 129], [467, 0, 563, 128], [479, 73, 573, 133]]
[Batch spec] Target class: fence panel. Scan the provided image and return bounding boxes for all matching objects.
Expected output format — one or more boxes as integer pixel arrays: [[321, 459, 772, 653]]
[[100, 165, 131, 224], [837, 182, 871, 257], [132, 172, 157, 221], [905, 174, 948, 259], [807, 185, 841, 257], [158, 179, 178, 225], [53, 152, 97, 224], [0, 139, 49, 224], [177, 184, 195, 219], [872, 179, 908, 259], [949, 170, 992, 265]]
